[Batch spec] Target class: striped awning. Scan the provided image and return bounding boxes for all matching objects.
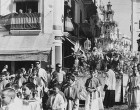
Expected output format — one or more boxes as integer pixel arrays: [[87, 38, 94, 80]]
[[0, 34, 54, 61]]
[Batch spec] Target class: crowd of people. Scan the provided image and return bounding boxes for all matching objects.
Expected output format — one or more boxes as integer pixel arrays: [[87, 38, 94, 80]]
[[0, 62, 80, 110], [0, 57, 139, 110]]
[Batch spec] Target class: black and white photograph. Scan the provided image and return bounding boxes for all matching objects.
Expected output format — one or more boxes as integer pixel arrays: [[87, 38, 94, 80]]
[[0, 0, 139, 110]]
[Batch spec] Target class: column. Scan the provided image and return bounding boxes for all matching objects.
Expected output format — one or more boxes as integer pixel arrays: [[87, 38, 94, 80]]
[[53, 0, 64, 36], [0, 0, 1, 15], [11, 61, 15, 74], [52, 36, 62, 70], [52, 0, 64, 68], [42, 0, 53, 34]]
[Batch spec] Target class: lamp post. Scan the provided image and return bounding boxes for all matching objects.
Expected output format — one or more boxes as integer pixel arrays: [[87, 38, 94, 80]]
[[84, 38, 91, 51]]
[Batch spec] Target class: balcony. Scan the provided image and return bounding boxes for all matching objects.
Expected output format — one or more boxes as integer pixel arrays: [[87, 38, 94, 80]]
[[0, 13, 41, 35]]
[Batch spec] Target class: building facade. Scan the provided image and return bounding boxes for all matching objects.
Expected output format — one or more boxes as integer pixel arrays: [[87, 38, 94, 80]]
[[0, 0, 100, 72], [0, 0, 65, 73], [131, 0, 140, 52], [63, 0, 100, 69]]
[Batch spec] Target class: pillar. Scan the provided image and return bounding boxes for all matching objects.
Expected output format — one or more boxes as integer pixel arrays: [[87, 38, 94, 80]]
[[52, 36, 63, 70], [0, 0, 1, 15], [53, 0, 64, 36], [42, 0, 53, 34], [52, 0, 64, 68], [11, 61, 15, 74]]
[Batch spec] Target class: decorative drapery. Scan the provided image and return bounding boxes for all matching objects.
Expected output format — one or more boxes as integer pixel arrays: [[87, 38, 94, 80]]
[[65, 16, 74, 31], [0, 13, 41, 30]]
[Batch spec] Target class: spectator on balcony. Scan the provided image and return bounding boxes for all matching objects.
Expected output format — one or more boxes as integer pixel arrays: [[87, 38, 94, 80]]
[[18, 9, 23, 14], [28, 8, 32, 13]]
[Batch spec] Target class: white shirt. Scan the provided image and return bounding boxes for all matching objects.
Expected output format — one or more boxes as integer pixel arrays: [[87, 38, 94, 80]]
[[2, 97, 23, 110], [38, 68, 47, 87], [47, 93, 65, 110], [105, 69, 116, 90], [52, 70, 66, 83]]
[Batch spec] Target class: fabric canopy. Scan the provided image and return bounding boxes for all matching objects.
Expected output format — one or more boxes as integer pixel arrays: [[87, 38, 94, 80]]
[[0, 34, 54, 61], [14, 0, 38, 2]]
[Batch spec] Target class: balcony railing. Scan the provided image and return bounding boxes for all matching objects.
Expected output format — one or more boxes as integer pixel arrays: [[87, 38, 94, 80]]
[[0, 13, 41, 32]]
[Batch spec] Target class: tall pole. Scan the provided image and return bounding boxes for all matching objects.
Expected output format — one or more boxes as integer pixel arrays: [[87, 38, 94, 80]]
[[131, 0, 133, 52]]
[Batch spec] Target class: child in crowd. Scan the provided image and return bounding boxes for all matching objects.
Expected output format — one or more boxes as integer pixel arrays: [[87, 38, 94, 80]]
[[18, 69, 26, 88], [5, 71, 10, 82], [0, 72, 9, 91], [32, 68, 43, 101], [22, 82, 42, 110], [32, 68, 42, 87], [11, 84, 22, 99], [1, 88, 23, 110], [24, 74, 30, 83], [64, 75, 79, 110], [46, 85, 65, 110]]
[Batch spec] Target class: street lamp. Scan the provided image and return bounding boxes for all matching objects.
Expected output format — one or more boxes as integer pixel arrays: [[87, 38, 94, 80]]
[[84, 38, 91, 50]]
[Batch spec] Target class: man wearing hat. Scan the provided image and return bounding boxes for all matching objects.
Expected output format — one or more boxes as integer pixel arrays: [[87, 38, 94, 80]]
[[0, 71, 9, 91], [52, 63, 66, 86]]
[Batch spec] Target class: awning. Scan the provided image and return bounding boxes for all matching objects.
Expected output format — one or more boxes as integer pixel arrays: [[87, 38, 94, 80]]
[[14, 0, 38, 2], [0, 34, 54, 61]]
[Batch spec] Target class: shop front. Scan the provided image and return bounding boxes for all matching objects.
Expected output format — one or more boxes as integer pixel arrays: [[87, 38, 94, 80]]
[[0, 34, 54, 74]]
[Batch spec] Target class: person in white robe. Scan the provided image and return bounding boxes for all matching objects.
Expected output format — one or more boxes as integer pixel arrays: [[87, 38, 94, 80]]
[[103, 64, 116, 108], [126, 65, 140, 110], [46, 86, 65, 110], [22, 82, 42, 110]]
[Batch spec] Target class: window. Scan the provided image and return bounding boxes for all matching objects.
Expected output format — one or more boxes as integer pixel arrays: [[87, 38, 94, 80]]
[[16, 1, 38, 13]]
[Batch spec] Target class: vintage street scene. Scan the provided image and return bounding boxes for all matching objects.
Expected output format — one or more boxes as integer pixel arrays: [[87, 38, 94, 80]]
[[0, 0, 139, 110]]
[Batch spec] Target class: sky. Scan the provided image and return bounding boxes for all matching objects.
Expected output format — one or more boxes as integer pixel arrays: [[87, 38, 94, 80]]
[[101, 0, 131, 37]]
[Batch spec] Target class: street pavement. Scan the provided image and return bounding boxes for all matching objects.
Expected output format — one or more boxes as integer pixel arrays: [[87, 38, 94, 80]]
[[104, 104, 128, 110], [79, 104, 128, 110]]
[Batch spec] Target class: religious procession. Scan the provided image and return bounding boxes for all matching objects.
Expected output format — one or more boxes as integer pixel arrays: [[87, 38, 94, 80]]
[[0, 47, 138, 110], [0, 0, 139, 110]]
